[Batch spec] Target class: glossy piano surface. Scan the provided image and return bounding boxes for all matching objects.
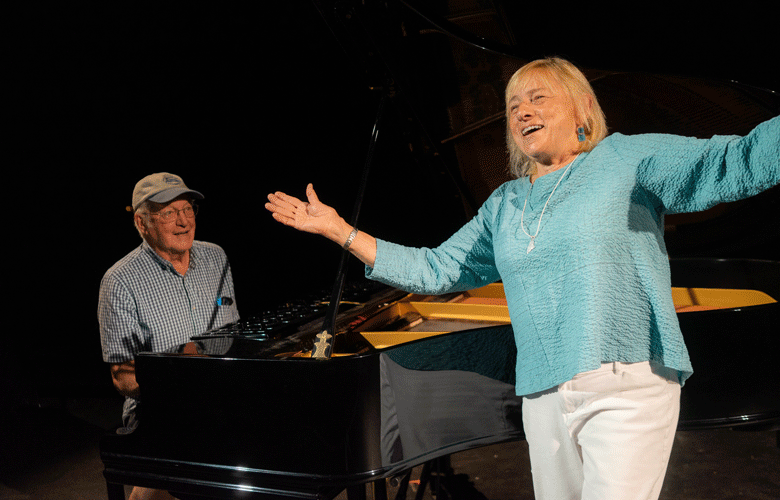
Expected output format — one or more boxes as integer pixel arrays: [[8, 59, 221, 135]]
[[101, 259, 779, 498], [672, 259, 780, 430], [102, 283, 523, 498]]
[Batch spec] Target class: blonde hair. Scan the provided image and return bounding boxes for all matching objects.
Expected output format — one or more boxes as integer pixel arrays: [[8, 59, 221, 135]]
[[505, 57, 607, 178]]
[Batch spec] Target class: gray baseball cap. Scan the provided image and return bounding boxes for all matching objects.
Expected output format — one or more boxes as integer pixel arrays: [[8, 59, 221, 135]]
[[131, 172, 204, 211]]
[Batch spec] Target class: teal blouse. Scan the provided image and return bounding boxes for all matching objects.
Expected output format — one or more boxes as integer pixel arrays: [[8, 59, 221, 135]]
[[367, 117, 779, 396]]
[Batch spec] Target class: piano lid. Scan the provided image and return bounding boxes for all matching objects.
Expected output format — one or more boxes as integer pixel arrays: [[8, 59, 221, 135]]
[[312, 0, 779, 258]]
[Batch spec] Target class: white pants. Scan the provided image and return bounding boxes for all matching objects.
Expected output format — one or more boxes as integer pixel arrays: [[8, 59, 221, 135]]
[[522, 362, 681, 500]]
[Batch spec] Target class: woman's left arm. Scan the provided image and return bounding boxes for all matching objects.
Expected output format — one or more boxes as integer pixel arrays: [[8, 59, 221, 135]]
[[635, 116, 780, 214]]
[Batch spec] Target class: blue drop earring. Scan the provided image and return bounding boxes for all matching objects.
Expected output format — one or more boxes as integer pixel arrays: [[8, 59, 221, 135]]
[[577, 126, 586, 142]]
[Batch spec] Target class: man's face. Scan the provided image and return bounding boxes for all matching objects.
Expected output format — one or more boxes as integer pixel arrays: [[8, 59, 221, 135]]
[[136, 196, 196, 260]]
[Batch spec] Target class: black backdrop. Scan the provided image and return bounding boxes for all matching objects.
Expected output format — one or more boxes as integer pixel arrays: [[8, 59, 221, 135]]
[[7, 2, 778, 402]]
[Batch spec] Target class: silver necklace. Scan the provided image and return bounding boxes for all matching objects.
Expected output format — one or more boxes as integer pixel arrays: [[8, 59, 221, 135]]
[[520, 155, 578, 254]]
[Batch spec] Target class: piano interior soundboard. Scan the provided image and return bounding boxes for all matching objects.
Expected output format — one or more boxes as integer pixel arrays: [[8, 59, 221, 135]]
[[351, 283, 777, 350], [197, 280, 776, 358]]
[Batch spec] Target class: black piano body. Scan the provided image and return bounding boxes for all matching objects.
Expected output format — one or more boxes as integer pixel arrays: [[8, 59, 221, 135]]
[[101, 284, 524, 499], [673, 259, 780, 431], [100, 0, 779, 498], [100, 259, 780, 499]]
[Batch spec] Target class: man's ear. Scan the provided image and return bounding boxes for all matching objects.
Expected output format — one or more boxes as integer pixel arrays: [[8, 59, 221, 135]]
[[134, 212, 147, 235]]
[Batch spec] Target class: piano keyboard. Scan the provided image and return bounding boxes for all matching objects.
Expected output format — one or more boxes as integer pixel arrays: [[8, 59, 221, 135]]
[[195, 280, 391, 340]]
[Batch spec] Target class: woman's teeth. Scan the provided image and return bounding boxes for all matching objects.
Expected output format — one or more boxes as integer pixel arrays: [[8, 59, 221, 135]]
[[522, 125, 543, 136]]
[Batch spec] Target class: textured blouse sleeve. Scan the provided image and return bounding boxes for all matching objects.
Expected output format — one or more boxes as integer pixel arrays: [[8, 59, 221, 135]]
[[618, 116, 779, 214], [365, 185, 506, 295]]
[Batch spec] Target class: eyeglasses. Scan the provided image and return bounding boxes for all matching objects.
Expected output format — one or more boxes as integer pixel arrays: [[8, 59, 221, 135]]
[[142, 203, 198, 223]]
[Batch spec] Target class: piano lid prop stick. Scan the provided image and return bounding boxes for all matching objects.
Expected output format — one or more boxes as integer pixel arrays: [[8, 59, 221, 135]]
[[313, 93, 387, 359]]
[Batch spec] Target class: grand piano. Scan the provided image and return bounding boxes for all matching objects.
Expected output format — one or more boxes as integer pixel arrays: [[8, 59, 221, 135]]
[[100, 1, 780, 498]]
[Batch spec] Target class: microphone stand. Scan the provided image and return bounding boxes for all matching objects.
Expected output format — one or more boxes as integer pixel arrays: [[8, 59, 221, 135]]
[[312, 92, 387, 359]]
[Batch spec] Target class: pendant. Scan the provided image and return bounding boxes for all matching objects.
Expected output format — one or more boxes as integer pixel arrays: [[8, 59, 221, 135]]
[[527, 238, 535, 254]]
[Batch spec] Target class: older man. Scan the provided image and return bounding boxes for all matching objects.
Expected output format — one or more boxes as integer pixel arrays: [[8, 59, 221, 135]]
[[98, 172, 239, 499]]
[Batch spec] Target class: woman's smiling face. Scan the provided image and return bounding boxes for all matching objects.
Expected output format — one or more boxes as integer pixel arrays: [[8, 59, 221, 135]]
[[507, 71, 581, 168]]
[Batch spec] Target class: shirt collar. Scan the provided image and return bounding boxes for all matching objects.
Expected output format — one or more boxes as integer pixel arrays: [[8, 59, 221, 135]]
[[141, 240, 198, 273]]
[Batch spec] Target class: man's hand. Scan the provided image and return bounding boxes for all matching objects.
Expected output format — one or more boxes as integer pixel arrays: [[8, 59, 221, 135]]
[[110, 360, 140, 399]]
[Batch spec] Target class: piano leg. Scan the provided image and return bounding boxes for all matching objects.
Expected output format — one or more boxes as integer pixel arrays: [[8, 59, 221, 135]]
[[373, 479, 388, 500], [415, 457, 455, 500], [415, 462, 431, 500], [346, 485, 366, 500], [346, 478, 388, 500], [105, 481, 126, 500]]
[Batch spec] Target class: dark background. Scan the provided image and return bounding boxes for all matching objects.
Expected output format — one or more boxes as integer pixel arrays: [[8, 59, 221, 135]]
[[6, 2, 778, 404]]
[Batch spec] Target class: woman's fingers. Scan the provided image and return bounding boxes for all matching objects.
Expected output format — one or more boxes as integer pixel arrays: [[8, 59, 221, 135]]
[[305, 183, 319, 205], [268, 191, 302, 211], [266, 192, 301, 224], [266, 185, 335, 235]]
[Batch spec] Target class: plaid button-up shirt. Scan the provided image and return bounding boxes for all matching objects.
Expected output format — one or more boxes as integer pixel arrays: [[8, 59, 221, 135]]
[[98, 240, 240, 363]]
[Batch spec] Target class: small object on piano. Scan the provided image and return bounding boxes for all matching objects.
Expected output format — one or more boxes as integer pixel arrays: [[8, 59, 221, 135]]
[[312, 330, 333, 358]]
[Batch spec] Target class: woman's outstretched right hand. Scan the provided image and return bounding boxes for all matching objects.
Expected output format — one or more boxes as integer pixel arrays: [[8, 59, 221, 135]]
[[265, 183, 341, 239], [265, 183, 377, 267]]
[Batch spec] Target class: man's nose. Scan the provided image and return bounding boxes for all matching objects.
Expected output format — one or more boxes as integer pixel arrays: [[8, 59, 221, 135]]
[[175, 209, 189, 224]]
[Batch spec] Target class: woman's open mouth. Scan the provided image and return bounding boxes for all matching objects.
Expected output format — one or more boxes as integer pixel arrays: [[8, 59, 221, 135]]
[[522, 125, 543, 136]]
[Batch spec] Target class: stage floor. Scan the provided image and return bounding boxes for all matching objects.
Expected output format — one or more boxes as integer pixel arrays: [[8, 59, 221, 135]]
[[2, 394, 778, 500]]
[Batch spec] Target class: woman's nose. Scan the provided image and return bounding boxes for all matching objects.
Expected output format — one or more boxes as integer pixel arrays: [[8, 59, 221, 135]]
[[515, 102, 532, 120]]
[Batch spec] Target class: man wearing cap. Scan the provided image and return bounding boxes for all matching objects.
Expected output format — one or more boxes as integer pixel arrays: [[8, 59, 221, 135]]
[[98, 172, 239, 430], [98, 173, 240, 498]]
